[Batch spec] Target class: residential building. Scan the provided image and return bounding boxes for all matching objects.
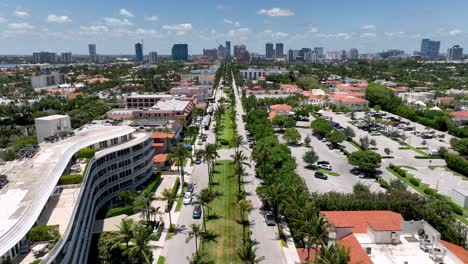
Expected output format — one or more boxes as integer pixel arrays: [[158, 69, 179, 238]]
[[150, 132, 175, 155], [268, 104, 293, 120], [349, 48, 359, 60], [31, 71, 65, 89], [420, 38, 440, 58], [0, 123, 154, 264], [61, 52, 72, 64], [233, 45, 249, 63], [32, 52, 57, 64], [225, 41, 231, 59], [217, 45, 225, 60], [398, 92, 435, 103], [133, 98, 194, 121], [203, 48, 218, 60], [316, 211, 468, 264], [304, 50, 318, 64], [341, 50, 347, 60], [126, 94, 174, 109], [240, 68, 266, 80], [265, 43, 275, 58], [288, 49, 294, 61], [379, 49, 404, 59], [172, 44, 189, 61], [327, 51, 340, 60], [149, 52, 158, 64], [169, 85, 211, 101], [275, 43, 284, 58], [447, 45, 463, 61], [88, 44, 97, 63], [135, 42, 143, 62], [450, 111, 468, 124], [435, 96, 455, 106], [330, 94, 369, 111], [314, 47, 324, 58]]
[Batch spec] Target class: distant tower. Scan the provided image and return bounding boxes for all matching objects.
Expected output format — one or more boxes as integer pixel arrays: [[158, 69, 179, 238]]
[[88, 44, 97, 63], [149, 52, 158, 63], [135, 42, 143, 62], [275, 43, 284, 58], [265, 43, 274, 58], [172, 44, 189, 61], [225, 41, 231, 60]]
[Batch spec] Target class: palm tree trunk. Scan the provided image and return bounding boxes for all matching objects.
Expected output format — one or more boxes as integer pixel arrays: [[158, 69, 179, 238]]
[[195, 236, 198, 251], [168, 211, 172, 226], [202, 207, 207, 231]]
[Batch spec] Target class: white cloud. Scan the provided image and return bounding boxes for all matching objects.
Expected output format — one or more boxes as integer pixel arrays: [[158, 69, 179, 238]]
[[223, 18, 240, 27], [144, 15, 159, 21], [384, 31, 405, 38], [308, 26, 319, 33], [8, 22, 34, 30], [449, 29, 462, 36], [263, 29, 288, 38], [361, 24, 376, 31], [103, 17, 133, 27], [119, 8, 134, 18], [360, 32, 377, 38], [135, 28, 162, 37], [162, 23, 192, 35], [0, 17, 7, 23], [257, 8, 295, 17], [317, 32, 353, 40], [47, 14, 72, 23], [228, 27, 250, 38], [216, 4, 224, 9], [80, 25, 109, 33], [14, 10, 30, 19]]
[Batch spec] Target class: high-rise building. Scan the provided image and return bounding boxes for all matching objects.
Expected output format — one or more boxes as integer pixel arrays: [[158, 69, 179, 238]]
[[60, 52, 72, 64], [265, 43, 275, 58], [203, 48, 218, 60], [420, 38, 440, 58], [31, 71, 64, 88], [314, 47, 324, 58], [327, 51, 340, 60], [225, 41, 231, 60], [447, 45, 463, 61], [217, 45, 225, 60], [171, 44, 188, 61], [88, 44, 97, 63], [304, 51, 318, 64], [32, 52, 57, 64], [149, 52, 158, 64], [288, 49, 294, 61], [233, 45, 250, 63], [340, 50, 347, 60], [135, 42, 143, 62], [275, 43, 284, 58], [348, 48, 359, 60]]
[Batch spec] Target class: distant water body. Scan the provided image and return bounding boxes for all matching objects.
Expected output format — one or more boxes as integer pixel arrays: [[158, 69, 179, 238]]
[[0, 64, 18, 68]]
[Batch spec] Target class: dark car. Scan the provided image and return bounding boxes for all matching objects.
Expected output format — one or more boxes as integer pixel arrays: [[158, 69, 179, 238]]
[[317, 160, 330, 165], [202, 135, 207, 142], [195, 156, 202, 165], [314, 171, 328, 180], [192, 205, 202, 219], [187, 183, 194, 193], [350, 168, 361, 175], [265, 211, 276, 226], [249, 143, 254, 149]]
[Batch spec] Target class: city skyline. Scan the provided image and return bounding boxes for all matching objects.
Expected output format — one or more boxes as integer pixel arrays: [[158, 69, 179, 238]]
[[0, 0, 467, 54]]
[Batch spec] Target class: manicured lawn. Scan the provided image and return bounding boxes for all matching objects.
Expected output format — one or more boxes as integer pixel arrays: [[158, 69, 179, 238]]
[[175, 186, 187, 212], [217, 106, 235, 149], [205, 160, 246, 264], [317, 168, 340, 176], [165, 224, 176, 240], [157, 256, 165, 264]]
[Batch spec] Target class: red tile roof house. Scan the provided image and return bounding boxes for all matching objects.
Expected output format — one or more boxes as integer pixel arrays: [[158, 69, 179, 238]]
[[330, 94, 369, 111], [297, 211, 468, 264], [270, 104, 293, 117], [435, 97, 455, 106], [450, 111, 468, 124], [150, 132, 175, 155]]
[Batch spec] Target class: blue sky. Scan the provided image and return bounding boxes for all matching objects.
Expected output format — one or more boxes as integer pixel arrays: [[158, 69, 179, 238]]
[[0, 0, 467, 55]]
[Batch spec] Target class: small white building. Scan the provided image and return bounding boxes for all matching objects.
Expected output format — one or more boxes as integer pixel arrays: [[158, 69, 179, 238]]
[[35, 115, 72, 143], [451, 188, 468, 209]]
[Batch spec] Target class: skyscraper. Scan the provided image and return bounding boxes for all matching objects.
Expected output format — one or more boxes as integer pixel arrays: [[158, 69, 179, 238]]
[[420, 38, 440, 58], [135, 42, 143, 62], [265, 43, 275, 58], [275, 43, 284, 58], [314, 47, 324, 58], [233, 45, 249, 63], [61, 52, 72, 64], [348, 48, 359, 60], [149, 52, 158, 64], [88, 44, 97, 63], [203, 48, 218, 59], [288, 49, 294, 61], [225, 41, 231, 60], [32, 52, 57, 63], [447, 45, 463, 61], [172, 44, 189, 61], [217, 45, 225, 60]]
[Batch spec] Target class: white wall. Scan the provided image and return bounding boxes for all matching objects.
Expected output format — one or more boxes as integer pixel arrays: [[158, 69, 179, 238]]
[[35, 115, 72, 143]]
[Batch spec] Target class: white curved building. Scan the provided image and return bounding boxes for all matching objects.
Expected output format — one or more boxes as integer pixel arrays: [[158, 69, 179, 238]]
[[0, 124, 154, 263]]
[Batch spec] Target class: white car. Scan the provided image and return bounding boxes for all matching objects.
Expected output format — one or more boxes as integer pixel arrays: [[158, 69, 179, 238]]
[[318, 164, 332, 171], [183, 192, 192, 205]]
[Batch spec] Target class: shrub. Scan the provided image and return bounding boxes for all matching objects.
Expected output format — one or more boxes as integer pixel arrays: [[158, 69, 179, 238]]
[[379, 178, 389, 189], [409, 177, 420, 187], [59, 174, 83, 185], [105, 206, 134, 218], [167, 178, 180, 210], [142, 172, 161, 196], [423, 188, 436, 196], [78, 148, 96, 159], [220, 139, 229, 145], [28, 225, 60, 242], [445, 153, 468, 177], [448, 202, 464, 216]]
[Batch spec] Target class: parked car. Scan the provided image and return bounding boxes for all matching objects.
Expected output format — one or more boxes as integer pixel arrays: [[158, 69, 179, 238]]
[[195, 156, 202, 165], [187, 183, 194, 193], [192, 205, 202, 219], [314, 171, 328, 180], [249, 143, 254, 149], [265, 211, 276, 226], [202, 135, 208, 142], [318, 164, 332, 170], [350, 168, 361, 175], [370, 131, 381, 136], [317, 160, 330, 165], [183, 192, 192, 205]]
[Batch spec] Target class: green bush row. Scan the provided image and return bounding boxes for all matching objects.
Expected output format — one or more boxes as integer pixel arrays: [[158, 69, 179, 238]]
[[378, 178, 389, 189], [167, 178, 180, 211], [105, 206, 134, 218], [59, 174, 83, 185], [409, 177, 420, 187], [220, 139, 229, 145], [142, 172, 161, 196], [445, 153, 468, 177], [78, 148, 96, 159], [28, 225, 60, 242], [389, 164, 406, 177]]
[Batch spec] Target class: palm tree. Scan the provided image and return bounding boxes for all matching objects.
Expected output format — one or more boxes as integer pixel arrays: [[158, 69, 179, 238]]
[[134, 191, 155, 223], [232, 150, 251, 195], [195, 188, 216, 231], [189, 249, 213, 264], [237, 199, 252, 242], [161, 188, 177, 226], [124, 223, 154, 264], [186, 224, 202, 251], [112, 218, 135, 249], [233, 135, 244, 152], [169, 143, 190, 186], [202, 144, 219, 186], [237, 240, 265, 264], [316, 244, 350, 264], [234, 163, 247, 196], [231, 149, 251, 169]]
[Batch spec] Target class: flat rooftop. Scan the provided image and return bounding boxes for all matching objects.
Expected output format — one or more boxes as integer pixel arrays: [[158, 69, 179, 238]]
[[0, 125, 135, 256], [150, 99, 190, 111]]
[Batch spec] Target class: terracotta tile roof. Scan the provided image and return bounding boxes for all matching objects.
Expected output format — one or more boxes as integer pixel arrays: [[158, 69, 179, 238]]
[[268, 112, 277, 120], [150, 133, 175, 139], [151, 143, 164, 147], [450, 111, 468, 117], [337, 85, 364, 92], [440, 240, 468, 263], [331, 94, 368, 103], [296, 247, 318, 264], [153, 153, 168, 163], [339, 234, 372, 264], [68, 92, 82, 99], [302, 91, 323, 100], [321, 211, 404, 233], [271, 104, 293, 111]]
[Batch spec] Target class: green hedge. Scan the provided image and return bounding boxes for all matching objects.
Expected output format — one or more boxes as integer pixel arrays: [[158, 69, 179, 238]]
[[415, 156, 443, 159], [424, 188, 436, 196], [220, 139, 229, 145], [59, 174, 83, 185], [409, 177, 420, 187], [167, 178, 180, 211], [28, 225, 59, 242], [105, 206, 134, 218], [78, 148, 96, 159], [445, 153, 468, 177], [389, 164, 406, 177], [378, 178, 389, 189], [143, 172, 161, 196], [448, 201, 464, 216]]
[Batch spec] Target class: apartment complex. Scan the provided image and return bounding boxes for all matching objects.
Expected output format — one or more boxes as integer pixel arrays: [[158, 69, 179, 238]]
[[31, 72, 65, 89]]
